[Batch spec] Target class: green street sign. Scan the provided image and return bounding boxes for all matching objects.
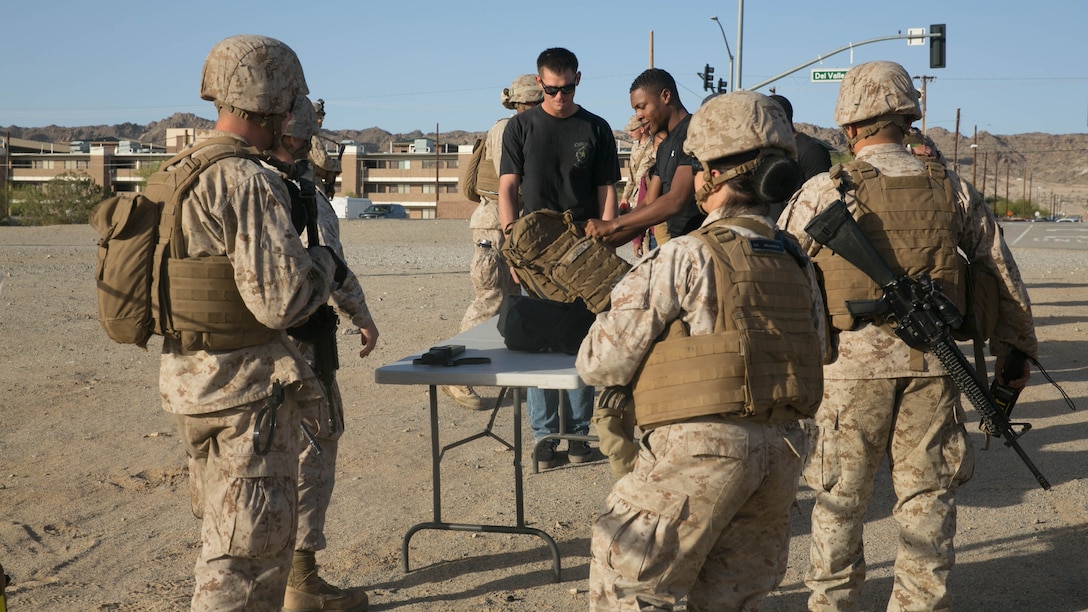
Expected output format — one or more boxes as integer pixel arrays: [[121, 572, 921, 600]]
[[811, 69, 848, 83]]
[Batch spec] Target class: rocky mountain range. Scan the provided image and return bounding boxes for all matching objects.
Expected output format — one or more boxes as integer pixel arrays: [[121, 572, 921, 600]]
[[5, 113, 1088, 188]]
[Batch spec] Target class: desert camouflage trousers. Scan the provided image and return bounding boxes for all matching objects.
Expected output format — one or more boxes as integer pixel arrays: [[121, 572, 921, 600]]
[[459, 199, 519, 332], [590, 416, 806, 611], [804, 376, 975, 612], [297, 379, 345, 553], [174, 389, 303, 611]]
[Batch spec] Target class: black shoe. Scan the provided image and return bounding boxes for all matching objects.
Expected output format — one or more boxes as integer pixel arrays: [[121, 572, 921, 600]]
[[536, 439, 559, 470], [567, 440, 593, 464]]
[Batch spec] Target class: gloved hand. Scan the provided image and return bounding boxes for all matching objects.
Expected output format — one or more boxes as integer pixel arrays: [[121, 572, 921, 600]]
[[592, 386, 638, 479]]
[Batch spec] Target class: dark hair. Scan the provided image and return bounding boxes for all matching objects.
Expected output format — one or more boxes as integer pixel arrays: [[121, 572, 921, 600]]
[[706, 150, 801, 207], [769, 94, 794, 125], [630, 68, 679, 103], [537, 48, 578, 76]]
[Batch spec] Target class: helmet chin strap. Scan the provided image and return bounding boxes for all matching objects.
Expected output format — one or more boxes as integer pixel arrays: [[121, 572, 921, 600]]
[[843, 114, 910, 150], [695, 147, 795, 209], [218, 103, 288, 154], [695, 156, 762, 209]]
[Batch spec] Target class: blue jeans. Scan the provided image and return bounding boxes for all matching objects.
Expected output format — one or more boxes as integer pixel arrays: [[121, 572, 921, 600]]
[[527, 387, 594, 441]]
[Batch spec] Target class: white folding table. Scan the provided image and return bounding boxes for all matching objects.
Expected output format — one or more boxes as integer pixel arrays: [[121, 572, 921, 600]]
[[374, 317, 588, 582]]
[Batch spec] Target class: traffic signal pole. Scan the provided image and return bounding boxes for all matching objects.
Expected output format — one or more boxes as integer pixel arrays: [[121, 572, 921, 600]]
[[742, 28, 945, 93]]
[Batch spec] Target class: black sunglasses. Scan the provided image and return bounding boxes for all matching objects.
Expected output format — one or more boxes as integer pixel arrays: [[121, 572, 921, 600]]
[[541, 82, 577, 96]]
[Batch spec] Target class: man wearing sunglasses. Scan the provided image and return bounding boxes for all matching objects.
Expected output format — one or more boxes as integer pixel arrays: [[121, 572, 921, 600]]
[[498, 47, 621, 469]]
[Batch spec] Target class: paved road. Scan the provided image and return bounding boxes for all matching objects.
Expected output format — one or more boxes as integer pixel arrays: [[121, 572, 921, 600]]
[[1000, 221, 1088, 249]]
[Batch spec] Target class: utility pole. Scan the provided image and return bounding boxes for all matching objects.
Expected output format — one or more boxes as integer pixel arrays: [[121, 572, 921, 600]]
[[971, 126, 978, 187], [913, 75, 936, 133], [734, 0, 744, 90], [2, 130, 9, 219], [649, 31, 654, 68], [980, 151, 988, 208], [1005, 160, 1011, 217], [434, 122, 440, 212], [953, 108, 961, 173]]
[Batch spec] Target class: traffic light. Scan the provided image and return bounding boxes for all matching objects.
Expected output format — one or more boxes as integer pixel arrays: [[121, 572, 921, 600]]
[[930, 24, 946, 69], [717, 78, 727, 93], [699, 64, 715, 91]]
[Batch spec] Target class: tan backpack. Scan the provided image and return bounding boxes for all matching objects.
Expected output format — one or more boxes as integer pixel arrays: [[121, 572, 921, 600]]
[[89, 137, 258, 348], [501, 209, 631, 314], [460, 137, 500, 203]]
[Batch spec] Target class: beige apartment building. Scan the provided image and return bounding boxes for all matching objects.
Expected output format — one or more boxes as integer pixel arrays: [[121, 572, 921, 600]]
[[2, 129, 634, 220]]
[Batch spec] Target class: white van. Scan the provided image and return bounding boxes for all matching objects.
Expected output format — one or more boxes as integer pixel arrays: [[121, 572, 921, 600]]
[[330, 197, 373, 219]]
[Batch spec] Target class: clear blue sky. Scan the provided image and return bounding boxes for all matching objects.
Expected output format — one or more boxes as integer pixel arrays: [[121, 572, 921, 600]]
[[2, 0, 1085, 137]]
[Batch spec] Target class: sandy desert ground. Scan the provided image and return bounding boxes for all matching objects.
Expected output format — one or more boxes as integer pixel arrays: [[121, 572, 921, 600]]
[[1, 219, 1087, 611]]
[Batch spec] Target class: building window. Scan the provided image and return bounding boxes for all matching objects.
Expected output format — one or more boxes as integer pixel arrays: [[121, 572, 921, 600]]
[[421, 184, 435, 194], [371, 183, 412, 194]]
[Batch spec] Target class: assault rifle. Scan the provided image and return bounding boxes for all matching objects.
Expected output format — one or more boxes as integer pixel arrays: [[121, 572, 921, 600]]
[[804, 199, 1051, 490], [297, 159, 342, 434]]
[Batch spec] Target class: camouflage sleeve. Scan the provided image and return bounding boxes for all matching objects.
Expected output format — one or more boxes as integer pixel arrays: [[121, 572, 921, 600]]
[[953, 172, 1038, 358], [311, 194, 374, 329], [777, 174, 840, 254], [309, 135, 341, 173], [309, 135, 329, 168], [576, 239, 709, 387], [486, 118, 509, 176], [225, 166, 335, 329]]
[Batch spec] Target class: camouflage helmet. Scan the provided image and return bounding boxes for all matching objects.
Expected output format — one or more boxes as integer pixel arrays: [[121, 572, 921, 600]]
[[684, 90, 796, 163], [200, 35, 309, 115], [685, 91, 799, 206], [833, 60, 921, 127], [501, 74, 543, 109], [284, 95, 318, 141]]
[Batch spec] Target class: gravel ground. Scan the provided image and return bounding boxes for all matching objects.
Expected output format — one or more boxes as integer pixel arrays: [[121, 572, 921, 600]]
[[1, 219, 1086, 611]]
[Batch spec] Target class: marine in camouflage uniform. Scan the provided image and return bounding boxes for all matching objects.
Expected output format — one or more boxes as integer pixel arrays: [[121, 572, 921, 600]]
[[309, 99, 342, 198], [777, 61, 1038, 612], [161, 36, 343, 611], [273, 96, 376, 612], [443, 74, 542, 410], [578, 91, 825, 611]]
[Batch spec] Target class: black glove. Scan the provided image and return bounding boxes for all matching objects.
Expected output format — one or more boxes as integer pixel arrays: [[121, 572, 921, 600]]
[[287, 304, 338, 343], [309, 245, 348, 290]]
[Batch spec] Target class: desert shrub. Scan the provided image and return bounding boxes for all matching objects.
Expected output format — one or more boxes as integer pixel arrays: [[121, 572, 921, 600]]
[[12, 172, 107, 225]]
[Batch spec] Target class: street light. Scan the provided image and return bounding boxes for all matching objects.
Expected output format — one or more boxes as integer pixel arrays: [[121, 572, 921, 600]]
[[710, 16, 734, 93]]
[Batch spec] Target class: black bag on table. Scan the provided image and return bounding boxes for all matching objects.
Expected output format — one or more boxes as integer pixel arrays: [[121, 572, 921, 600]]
[[497, 294, 596, 355]]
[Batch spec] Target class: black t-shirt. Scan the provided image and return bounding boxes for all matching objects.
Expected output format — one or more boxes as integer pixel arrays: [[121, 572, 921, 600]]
[[654, 114, 703, 237], [795, 132, 833, 182], [501, 105, 620, 222]]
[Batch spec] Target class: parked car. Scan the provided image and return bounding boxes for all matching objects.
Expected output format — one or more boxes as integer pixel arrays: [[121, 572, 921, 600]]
[[360, 204, 408, 219], [1057, 216, 1083, 223]]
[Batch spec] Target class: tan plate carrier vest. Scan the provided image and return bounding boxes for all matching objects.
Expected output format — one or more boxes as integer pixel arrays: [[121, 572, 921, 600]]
[[502, 209, 631, 314], [632, 218, 824, 428], [151, 138, 276, 352], [815, 160, 965, 332]]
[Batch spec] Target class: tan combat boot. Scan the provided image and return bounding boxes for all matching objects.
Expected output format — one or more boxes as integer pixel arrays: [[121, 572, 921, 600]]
[[284, 550, 368, 612], [442, 385, 485, 410]]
